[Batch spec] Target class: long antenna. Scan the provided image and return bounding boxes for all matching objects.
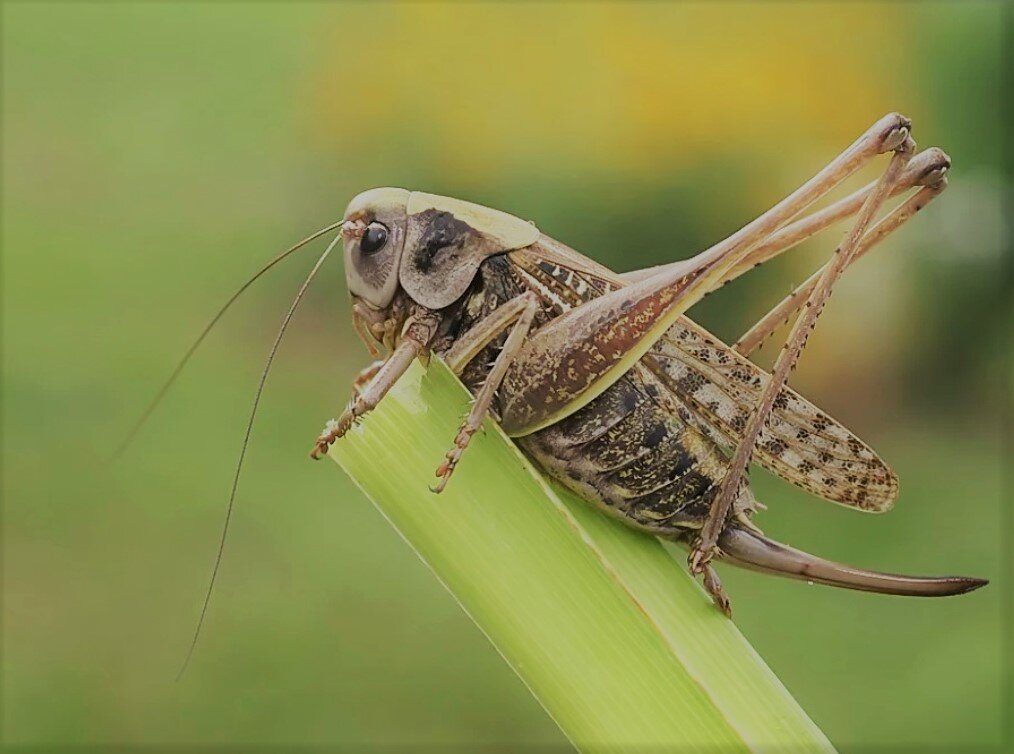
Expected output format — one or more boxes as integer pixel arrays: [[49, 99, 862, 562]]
[[176, 233, 343, 681], [113, 221, 343, 460]]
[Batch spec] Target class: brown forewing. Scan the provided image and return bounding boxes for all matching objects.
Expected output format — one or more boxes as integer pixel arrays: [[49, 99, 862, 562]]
[[508, 241, 898, 512]]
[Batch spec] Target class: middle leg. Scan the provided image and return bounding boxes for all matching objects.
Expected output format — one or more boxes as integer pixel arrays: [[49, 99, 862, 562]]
[[432, 292, 541, 492]]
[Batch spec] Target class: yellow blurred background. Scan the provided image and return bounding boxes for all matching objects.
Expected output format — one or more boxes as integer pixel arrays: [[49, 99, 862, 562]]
[[2, 2, 1005, 750]]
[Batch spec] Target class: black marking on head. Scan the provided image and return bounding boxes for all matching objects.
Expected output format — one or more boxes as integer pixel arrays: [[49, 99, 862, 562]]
[[413, 210, 472, 272]]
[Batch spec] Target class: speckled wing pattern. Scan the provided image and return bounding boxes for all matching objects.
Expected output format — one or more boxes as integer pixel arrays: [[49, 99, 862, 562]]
[[510, 245, 899, 512], [646, 319, 898, 511]]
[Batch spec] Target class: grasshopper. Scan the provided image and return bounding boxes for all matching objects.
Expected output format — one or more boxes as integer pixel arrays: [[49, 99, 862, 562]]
[[145, 114, 986, 672], [307, 113, 986, 614]]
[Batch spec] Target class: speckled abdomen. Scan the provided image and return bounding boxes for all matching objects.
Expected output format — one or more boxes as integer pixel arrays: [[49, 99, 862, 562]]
[[518, 368, 751, 538]]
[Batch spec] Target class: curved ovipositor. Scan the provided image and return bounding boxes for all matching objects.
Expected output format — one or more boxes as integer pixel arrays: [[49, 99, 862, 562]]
[[718, 526, 987, 597]]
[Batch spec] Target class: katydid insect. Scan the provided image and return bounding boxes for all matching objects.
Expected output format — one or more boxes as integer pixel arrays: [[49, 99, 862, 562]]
[[128, 113, 985, 674], [310, 113, 986, 615]]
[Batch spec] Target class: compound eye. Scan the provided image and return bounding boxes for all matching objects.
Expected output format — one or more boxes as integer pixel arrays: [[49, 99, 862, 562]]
[[360, 222, 389, 254]]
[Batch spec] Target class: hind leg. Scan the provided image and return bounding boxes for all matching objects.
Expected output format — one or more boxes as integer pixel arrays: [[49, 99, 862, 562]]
[[689, 133, 917, 585], [734, 177, 947, 356]]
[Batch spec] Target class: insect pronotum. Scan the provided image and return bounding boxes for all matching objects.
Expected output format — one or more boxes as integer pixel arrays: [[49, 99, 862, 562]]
[[128, 113, 986, 674]]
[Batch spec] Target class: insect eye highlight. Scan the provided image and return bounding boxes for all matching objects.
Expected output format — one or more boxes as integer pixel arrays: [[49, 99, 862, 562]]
[[359, 222, 389, 255]]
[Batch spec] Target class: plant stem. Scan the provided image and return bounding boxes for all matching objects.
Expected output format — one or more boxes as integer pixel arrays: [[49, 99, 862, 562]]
[[330, 359, 833, 752]]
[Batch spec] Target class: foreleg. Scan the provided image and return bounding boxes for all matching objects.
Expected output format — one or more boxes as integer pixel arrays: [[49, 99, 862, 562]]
[[310, 314, 439, 459]]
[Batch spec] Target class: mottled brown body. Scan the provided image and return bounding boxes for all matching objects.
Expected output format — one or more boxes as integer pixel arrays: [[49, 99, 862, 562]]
[[442, 240, 771, 542], [310, 119, 986, 607], [522, 372, 753, 540], [160, 119, 984, 670]]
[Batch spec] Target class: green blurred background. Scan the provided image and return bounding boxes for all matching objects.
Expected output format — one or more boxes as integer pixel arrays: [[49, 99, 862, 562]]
[[2, 2, 1006, 750]]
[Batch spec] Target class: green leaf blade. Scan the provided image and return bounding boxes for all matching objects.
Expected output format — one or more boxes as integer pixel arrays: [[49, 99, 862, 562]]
[[331, 359, 833, 751]]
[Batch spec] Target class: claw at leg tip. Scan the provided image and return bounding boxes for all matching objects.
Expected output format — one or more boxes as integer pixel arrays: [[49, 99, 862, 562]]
[[717, 598, 733, 619], [688, 547, 710, 575]]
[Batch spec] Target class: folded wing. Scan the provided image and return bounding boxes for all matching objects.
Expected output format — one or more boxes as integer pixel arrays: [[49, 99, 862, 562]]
[[644, 318, 898, 511], [509, 242, 899, 512]]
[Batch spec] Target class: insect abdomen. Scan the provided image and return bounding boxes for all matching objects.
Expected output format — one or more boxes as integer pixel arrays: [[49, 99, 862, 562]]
[[520, 372, 735, 535]]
